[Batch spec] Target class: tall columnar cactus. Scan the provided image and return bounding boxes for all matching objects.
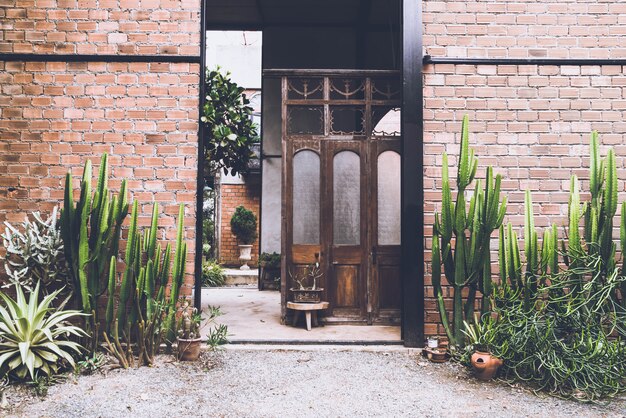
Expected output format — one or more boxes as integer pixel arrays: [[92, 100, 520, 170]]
[[499, 191, 558, 310], [432, 115, 507, 347], [584, 132, 618, 275], [60, 154, 128, 348], [103, 203, 185, 368]]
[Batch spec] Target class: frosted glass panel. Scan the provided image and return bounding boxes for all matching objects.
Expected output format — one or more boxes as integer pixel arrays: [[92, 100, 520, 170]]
[[293, 151, 320, 244], [333, 151, 360, 245], [377, 151, 401, 245]]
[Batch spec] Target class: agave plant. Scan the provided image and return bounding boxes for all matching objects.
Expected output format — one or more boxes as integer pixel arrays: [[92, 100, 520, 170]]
[[0, 283, 86, 380]]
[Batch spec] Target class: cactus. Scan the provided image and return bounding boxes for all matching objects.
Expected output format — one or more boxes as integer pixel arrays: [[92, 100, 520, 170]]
[[60, 154, 128, 350], [103, 203, 187, 367], [432, 116, 507, 347], [498, 189, 559, 309]]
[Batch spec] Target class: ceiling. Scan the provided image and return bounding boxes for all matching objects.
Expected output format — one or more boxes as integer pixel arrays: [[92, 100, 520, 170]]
[[205, 0, 401, 30]]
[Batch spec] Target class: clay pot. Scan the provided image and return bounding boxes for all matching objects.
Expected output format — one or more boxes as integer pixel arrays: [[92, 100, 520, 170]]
[[471, 351, 503, 381], [177, 337, 202, 361], [424, 348, 449, 363]]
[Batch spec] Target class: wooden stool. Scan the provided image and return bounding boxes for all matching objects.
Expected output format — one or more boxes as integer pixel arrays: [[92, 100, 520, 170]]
[[287, 301, 329, 331]]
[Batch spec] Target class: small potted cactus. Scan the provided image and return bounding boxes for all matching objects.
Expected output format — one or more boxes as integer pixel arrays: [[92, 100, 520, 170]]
[[177, 301, 202, 361]]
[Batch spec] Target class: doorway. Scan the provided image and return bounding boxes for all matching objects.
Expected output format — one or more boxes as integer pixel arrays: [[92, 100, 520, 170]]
[[281, 72, 402, 324]]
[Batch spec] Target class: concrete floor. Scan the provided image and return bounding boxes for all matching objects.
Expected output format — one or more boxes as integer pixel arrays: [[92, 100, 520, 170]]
[[199, 287, 402, 343]]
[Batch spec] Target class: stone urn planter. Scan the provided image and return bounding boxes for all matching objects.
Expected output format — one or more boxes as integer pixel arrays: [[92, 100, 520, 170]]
[[238, 244, 253, 270], [471, 351, 503, 381], [230, 206, 258, 270]]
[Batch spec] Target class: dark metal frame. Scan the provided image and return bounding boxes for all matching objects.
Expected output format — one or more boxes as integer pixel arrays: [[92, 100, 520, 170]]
[[0, 53, 200, 64], [400, 0, 423, 347], [424, 56, 626, 66], [194, 0, 208, 309]]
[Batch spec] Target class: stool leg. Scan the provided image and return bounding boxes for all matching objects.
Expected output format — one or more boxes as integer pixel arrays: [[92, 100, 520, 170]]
[[305, 312, 312, 331], [292, 311, 300, 327]]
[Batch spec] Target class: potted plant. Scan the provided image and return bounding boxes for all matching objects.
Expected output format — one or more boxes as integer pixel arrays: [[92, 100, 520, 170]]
[[259, 251, 281, 290], [230, 206, 257, 270], [463, 317, 503, 381], [289, 263, 324, 303], [177, 301, 202, 361]]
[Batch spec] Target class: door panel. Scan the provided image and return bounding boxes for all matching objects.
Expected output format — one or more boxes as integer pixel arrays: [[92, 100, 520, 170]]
[[324, 141, 367, 321], [369, 141, 402, 323]]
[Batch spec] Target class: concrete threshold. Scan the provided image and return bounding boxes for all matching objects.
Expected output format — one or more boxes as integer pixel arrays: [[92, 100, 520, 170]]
[[227, 339, 404, 345], [223, 343, 421, 353]]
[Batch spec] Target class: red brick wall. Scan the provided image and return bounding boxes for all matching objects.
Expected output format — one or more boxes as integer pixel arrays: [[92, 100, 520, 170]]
[[218, 182, 261, 267], [0, 0, 200, 55], [424, 0, 626, 59], [0, 0, 201, 295]]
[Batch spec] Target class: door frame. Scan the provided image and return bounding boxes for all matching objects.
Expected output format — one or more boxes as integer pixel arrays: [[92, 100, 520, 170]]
[[199, 0, 425, 347]]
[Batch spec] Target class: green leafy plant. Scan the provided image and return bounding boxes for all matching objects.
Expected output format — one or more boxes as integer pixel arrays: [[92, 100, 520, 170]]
[[0, 283, 86, 381], [204, 306, 228, 349], [75, 352, 105, 375], [2, 207, 70, 299], [230, 206, 257, 245], [202, 260, 226, 287], [202, 67, 258, 176], [432, 115, 507, 347], [102, 203, 187, 368], [259, 252, 281, 269], [462, 315, 497, 353], [60, 154, 129, 350]]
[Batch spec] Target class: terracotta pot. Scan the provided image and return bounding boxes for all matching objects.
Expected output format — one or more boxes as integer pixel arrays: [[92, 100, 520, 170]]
[[425, 348, 448, 363], [471, 351, 503, 381], [177, 337, 202, 361]]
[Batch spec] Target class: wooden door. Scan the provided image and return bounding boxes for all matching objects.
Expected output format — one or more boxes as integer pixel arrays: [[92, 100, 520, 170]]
[[369, 139, 402, 324], [322, 140, 368, 322], [280, 72, 402, 325]]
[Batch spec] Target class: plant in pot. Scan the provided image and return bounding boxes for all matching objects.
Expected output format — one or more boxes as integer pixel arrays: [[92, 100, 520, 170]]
[[259, 251, 281, 290], [289, 262, 324, 303], [177, 300, 202, 361], [463, 316, 503, 381], [230, 206, 257, 270]]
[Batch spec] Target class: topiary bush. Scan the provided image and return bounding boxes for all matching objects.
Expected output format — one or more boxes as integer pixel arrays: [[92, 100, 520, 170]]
[[230, 206, 257, 245]]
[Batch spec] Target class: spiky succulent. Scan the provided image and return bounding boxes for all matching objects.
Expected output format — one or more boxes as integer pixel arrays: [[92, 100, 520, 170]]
[[0, 282, 86, 380]]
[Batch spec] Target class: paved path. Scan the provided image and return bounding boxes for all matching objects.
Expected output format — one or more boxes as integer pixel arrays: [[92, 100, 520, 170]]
[[7, 348, 626, 417]]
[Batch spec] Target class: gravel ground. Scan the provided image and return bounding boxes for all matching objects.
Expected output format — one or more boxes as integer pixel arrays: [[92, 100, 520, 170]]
[[4, 348, 626, 418]]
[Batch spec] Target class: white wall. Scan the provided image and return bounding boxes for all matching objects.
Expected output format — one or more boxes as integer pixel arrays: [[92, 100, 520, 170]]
[[206, 31, 262, 89]]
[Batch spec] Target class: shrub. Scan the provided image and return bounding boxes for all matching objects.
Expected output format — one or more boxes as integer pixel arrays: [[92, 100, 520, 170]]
[[259, 252, 281, 269], [230, 206, 257, 245], [1, 207, 69, 297], [0, 283, 86, 381], [204, 306, 228, 349], [202, 68, 259, 176], [202, 260, 226, 287]]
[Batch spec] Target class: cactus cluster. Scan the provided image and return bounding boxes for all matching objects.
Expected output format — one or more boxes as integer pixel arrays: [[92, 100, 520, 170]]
[[498, 191, 558, 310], [103, 203, 187, 368], [60, 154, 129, 349], [432, 116, 507, 347]]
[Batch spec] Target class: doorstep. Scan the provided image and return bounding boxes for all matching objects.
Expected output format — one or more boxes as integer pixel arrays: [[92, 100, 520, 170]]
[[223, 268, 258, 286]]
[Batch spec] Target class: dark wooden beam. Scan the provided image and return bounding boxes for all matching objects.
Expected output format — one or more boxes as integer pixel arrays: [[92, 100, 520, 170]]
[[400, 0, 424, 347]]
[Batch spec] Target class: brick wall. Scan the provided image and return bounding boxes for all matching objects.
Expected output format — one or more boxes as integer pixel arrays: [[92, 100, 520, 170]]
[[217, 182, 261, 267], [422, 63, 626, 337], [0, 0, 200, 55], [0, 0, 201, 295], [424, 0, 626, 59]]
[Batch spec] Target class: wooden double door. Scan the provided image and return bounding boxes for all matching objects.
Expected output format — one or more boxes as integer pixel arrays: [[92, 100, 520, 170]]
[[281, 73, 402, 324]]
